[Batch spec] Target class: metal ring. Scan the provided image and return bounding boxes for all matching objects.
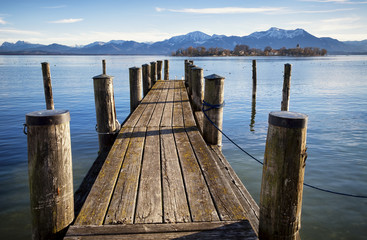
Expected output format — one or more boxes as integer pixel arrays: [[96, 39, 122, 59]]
[[23, 124, 27, 135]]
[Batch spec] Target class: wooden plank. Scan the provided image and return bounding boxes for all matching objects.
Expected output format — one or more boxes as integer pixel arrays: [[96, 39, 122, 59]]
[[210, 145, 259, 234], [135, 80, 163, 127], [186, 127, 247, 221], [180, 80, 196, 128], [135, 126, 162, 223], [173, 127, 219, 222], [160, 126, 191, 223], [65, 221, 258, 240], [160, 81, 175, 127], [172, 80, 184, 127], [74, 127, 133, 225], [104, 127, 146, 224], [148, 80, 170, 127], [123, 81, 162, 127]]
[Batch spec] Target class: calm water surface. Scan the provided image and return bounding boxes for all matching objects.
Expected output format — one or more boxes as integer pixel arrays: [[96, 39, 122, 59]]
[[0, 55, 366, 239]]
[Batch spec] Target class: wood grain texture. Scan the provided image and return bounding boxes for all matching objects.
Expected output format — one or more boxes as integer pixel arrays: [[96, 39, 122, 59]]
[[160, 81, 175, 127], [281, 63, 292, 111], [157, 60, 163, 80], [74, 127, 133, 226], [148, 80, 169, 127], [105, 127, 146, 224], [129, 67, 142, 113], [173, 127, 219, 222], [135, 126, 162, 223], [172, 80, 184, 127], [142, 64, 151, 97], [164, 59, 169, 80], [180, 80, 196, 128], [161, 126, 191, 223], [41, 62, 54, 110]]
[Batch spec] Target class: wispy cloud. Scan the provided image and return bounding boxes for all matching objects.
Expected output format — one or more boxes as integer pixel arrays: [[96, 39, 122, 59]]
[[301, 0, 367, 4], [155, 7, 284, 14], [49, 18, 83, 24], [42, 5, 66, 9], [0, 28, 41, 35], [0, 17, 7, 25], [294, 8, 354, 13]]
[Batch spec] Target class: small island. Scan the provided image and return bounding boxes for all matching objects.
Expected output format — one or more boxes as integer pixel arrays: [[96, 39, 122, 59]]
[[172, 44, 327, 57]]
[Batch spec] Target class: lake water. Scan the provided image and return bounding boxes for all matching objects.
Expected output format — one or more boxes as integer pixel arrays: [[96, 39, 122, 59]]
[[0, 55, 366, 239]]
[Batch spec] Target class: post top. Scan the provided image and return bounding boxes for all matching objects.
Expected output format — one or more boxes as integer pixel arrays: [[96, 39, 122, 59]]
[[142, 63, 150, 67], [205, 74, 225, 80], [269, 111, 308, 129], [93, 74, 113, 79], [150, 61, 156, 64], [129, 66, 141, 70], [26, 110, 70, 126], [192, 67, 203, 70]]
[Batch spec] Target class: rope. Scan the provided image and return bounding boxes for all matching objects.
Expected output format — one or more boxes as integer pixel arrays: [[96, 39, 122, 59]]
[[202, 101, 367, 199]]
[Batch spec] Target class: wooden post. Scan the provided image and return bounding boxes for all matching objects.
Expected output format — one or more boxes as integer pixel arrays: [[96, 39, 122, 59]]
[[150, 61, 157, 86], [129, 67, 142, 113], [281, 63, 292, 111], [93, 74, 120, 153], [252, 60, 257, 100], [41, 62, 54, 110], [26, 109, 73, 240], [250, 97, 256, 132], [259, 111, 308, 240], [102, 59, 106, 74], [202, 74, 225, 146], [188, 64, 196, 98], [157, 60, 163, 80], [184, 60, 190, 87], [164, 59, 169, 80], [142, 64, 151, 96], [191, 67, 204, 111]]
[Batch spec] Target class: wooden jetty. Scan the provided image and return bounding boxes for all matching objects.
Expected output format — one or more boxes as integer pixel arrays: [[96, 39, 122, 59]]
[[65, 79, 259, 239]]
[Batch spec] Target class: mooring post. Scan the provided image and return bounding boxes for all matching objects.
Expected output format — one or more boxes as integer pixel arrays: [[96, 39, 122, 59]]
[[129, 67, 142, 113], [93, 73, 120, 153], [191, 67, 204, 111], [184, 60, 190, 87], [252, 59, 257, 100], [164, 59, 169, 80], [281, 63, 292, 111], [259, 111, 308, 240], [102, 59, 106, 75], [188, 64, 196, 98], [142, 64, 151, 96], [26, 109, 73, 240], [202, 74, 225, 146], [150, 61, 157, 86], [41, 62, 54, 110], [157, 60, 163, 80]]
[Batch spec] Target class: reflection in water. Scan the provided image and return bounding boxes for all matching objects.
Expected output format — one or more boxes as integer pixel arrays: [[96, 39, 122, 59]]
[[250, 96, 256, 132]]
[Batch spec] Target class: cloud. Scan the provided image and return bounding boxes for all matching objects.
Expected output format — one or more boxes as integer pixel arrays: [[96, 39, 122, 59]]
[[0, 17, 7, 25], [0, 28, 41, 35], [49, 18, 83, 24], [300, 0, 367, 3], [155, 7, 284, 14], [42, 5, 66, 9]]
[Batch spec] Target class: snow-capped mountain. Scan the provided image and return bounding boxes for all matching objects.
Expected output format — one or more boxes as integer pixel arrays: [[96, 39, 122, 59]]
[[1, 28, 366, 54]]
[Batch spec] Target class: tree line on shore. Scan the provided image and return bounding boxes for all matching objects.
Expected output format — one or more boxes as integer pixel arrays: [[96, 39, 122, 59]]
[[172, 44, 327, 57]]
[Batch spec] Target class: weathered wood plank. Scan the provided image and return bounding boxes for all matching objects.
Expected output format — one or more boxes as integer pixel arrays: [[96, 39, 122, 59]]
[[210, 145, 259, 234], [160, 126, 191, 223], [148, 80, 169, 127], [104, 127, 146, 224], [65, 221, 258, 240], [186, 127, 246, 221], [135, 80, 163, 127], [160, 81, 175, 127], [173, 127, 219, 222], [123, 81, 162, 127], [74, 127, 133, 225], [180, 80, 196, 128], [135, 126, 162, 223], [172, 80, 184, 127]]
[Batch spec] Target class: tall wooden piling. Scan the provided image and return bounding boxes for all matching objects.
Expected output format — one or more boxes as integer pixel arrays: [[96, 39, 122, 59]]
[[102, 59, 106, 75], [191, 67, 204, 112], [150, 61, 157, 86], [93, 74, 119, 153], [26, 109, 73, 240], [142, 64, 151, 96], [157, 60, 163, 80], [188, 64, 196, 98], [41, 62, 54, 110], [252, 60, 257, 100], [184, 60, 190, 87], [281, 64, 292, 111], [202, 74, 225, 146], [164, 59, 169, 80], [259, 111, 308, 240], [129, 67, 142, 113]]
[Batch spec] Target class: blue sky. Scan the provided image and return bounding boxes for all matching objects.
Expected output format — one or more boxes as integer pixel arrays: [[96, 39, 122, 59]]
[[1, 0, 366, 46]]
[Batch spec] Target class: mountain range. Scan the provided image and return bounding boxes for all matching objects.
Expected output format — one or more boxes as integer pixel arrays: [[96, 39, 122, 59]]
[[1, 27, 366, 55]]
